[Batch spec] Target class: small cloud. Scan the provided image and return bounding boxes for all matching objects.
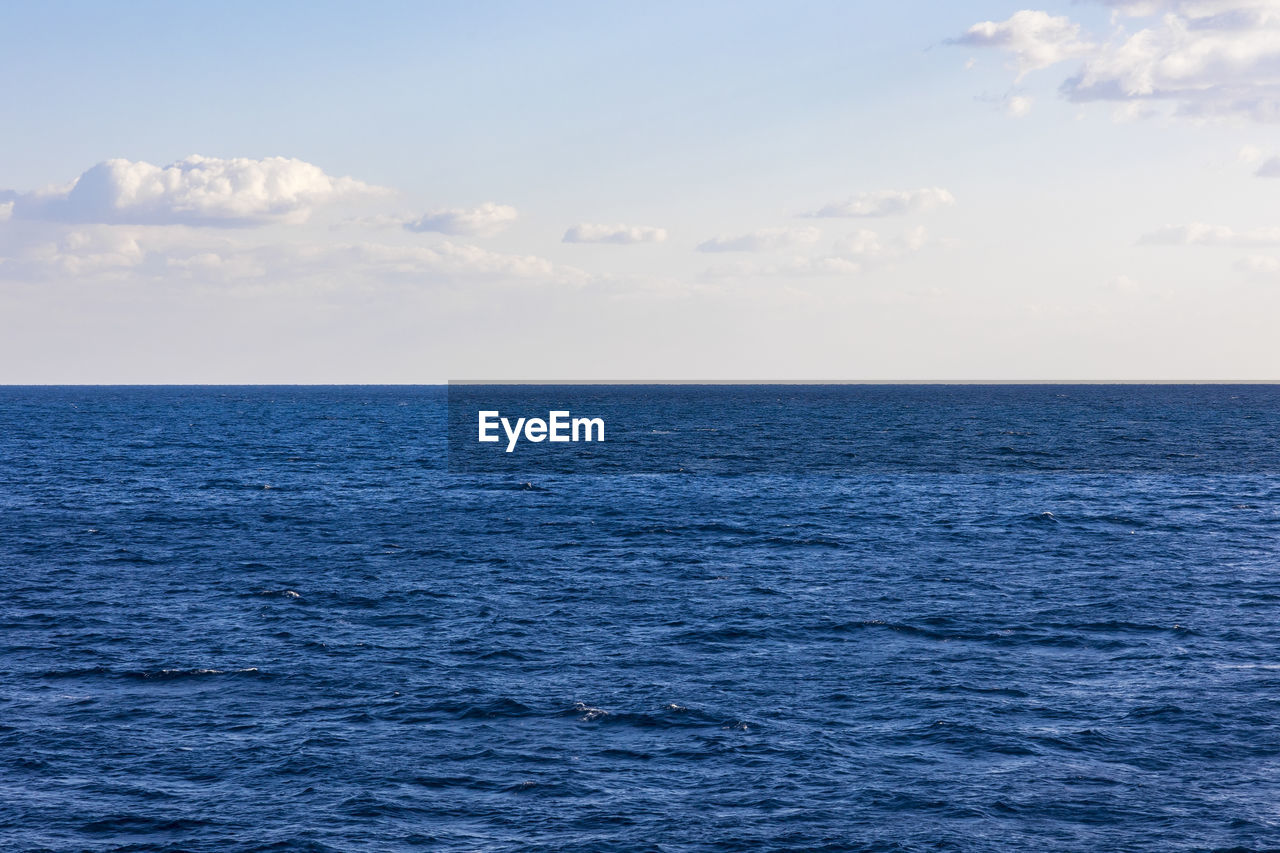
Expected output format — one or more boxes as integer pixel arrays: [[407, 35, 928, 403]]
[[1139, 223, 1280, 247], [1006, 95, 1034, 117], [3, 155, 387, 227], [1237, 255, 1280, 275], [1238, 145, 1265, 166], [701, 226, 932, 280], [1111, 102, 1160, 123], [701, 255, 865, 280], [696, 226, 821, 253], [835, 226, 930, 259], [952, 10, 1092, 76], [1108, 274, 1141, 291], [403, 202, 518, 237], [804, 188, 956, 219], [0, 200, 12, 222], [1256, 156, 1280, 177], [562, 223, 667, 244]]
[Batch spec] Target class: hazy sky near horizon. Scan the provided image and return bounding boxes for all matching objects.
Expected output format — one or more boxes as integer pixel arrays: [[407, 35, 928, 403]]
[[4, 0, 1280, 381]]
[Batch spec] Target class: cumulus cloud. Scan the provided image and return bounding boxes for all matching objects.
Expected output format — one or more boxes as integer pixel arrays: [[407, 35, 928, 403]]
[[804, 188, 956, 218], [958, 1, 1280, 121], [953, 10, 1093, 75], [4, 156, 386, 227], [562, 223, 667, 244], [1139, 223, 1280, 245], [696, 226, 821, 253], [402, 202, 518, 236]]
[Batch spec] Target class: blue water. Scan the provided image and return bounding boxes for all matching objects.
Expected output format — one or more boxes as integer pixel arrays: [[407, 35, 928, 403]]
[[2, 386, 1280, 852]]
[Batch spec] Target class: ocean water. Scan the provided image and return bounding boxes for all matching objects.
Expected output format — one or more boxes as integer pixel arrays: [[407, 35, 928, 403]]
[[2, 386, 1279, 852]]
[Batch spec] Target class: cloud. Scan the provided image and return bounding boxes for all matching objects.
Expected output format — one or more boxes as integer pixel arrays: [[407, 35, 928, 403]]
[[1139, 222, 1280, 246], [1239, 144, 1265, 165], [0, 201, 12, 222], [340, 241, 587, 283], [4, 156, 386, 227], [1099, 1, 1275, 16], [701, 226, 932, 280], [562, 223, 667, 244], [958, 2, 1280, 121], [1237, 254, 1280, 273], [0, 221, 589, 288], [696, 226, 821, 253], [402, 202, 518, 236], [804, 188, 956, 218], [701, 255, 865, 280], [835, 226, 930, 258], [1006, 94, 1035, 117], [1256, 155, 1280, 175], [953, 11, 1094, 76]]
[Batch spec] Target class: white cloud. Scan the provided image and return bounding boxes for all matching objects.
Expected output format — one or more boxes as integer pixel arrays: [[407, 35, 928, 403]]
[[696, 226, 821, 253], [835, 226, 930, 258], [804, 188, 956, 218], [702, 226, 931, 280], [340, 241, 586, 283], [402, 202, 518, 236], [1256, 155, 1280, 175], [1139, 222, 1280, 245], [1006, 94, 1035, 117], [562, 223, 667, 244], [5, 156, 387, 227], [1238, 144, 1265, 165], [1237, 254, 1280, 273], [1100, 1, 1276, 16], [953, 10, 1093, 75], [0, 201, 12, 222], [3, 229, 149, 279], [959, 2, 1280, 121], [0, 223, 588, 288], [701, 255, 865, 280]]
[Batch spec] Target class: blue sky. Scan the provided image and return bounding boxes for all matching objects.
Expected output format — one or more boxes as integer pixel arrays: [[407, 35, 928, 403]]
[[3, 1, 1280, 381]]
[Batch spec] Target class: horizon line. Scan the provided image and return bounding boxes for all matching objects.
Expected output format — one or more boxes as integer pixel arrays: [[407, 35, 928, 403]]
[[4, 380, 1280, 387]]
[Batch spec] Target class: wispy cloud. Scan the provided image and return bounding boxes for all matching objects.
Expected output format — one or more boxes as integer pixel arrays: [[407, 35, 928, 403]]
[[1139, 223, 1280, 246], [0, 226, 590, 288], [701, 227, 933, 280], [804, 188, 955, 218], [1237, 254, 1280, 274], [562, 223, 667, 244], [696, 226, 821, 253]]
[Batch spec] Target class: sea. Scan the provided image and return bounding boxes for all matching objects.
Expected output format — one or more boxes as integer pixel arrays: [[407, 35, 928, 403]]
[[2, 385, 1279, 852]]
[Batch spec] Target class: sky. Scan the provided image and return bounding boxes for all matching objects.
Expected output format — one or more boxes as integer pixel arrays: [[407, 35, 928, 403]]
[[3, 0, 1280, 381]]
